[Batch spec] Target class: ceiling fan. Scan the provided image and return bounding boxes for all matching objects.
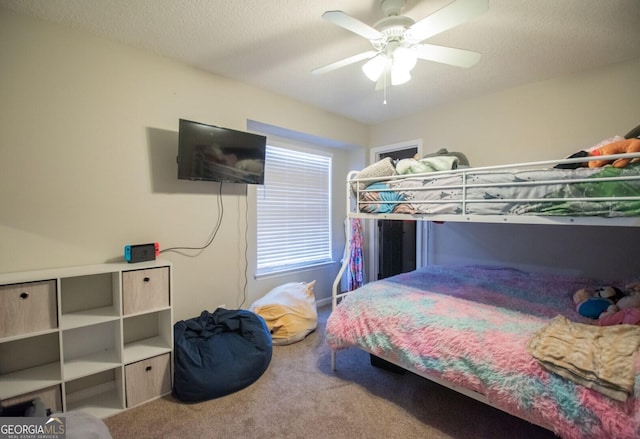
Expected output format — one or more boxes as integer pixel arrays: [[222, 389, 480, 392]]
[[312, 0, 488, 89]]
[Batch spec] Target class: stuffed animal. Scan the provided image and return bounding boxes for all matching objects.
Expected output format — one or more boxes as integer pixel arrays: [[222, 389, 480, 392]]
[[625, 281, 640, 294], [572, 288, 592, 305], [588, 138, 640, 168], [597, 283, 640, 326], [594, 286, 624, 302], [573, 288, 615, 319]]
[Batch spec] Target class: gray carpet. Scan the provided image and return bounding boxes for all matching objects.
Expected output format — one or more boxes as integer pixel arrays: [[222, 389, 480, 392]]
[[104, 306, 557, 438]]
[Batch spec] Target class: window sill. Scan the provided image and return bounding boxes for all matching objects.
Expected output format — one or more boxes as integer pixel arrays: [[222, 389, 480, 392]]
[[255, 260, 337, 280]]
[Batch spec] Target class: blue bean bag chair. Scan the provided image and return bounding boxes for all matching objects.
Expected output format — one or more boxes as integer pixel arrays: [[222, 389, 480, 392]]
[[173, 308, 272, 402]]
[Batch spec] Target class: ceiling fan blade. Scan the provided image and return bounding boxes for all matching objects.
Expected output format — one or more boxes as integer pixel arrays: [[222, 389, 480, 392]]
[[414, 44, 481, 68], [312, 50, 377, 75], [322, 10, 384, 41], [406, 0, 488, 43]]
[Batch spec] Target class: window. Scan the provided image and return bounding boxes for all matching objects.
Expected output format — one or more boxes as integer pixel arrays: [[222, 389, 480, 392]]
[[256, 144, 332, 276]]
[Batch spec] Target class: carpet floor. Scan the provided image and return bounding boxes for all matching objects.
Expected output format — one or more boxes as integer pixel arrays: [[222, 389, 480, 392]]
[[104, 306, 557, 438]]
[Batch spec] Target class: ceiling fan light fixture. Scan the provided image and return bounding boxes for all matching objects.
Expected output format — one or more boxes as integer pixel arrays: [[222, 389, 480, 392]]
[[391, 67, 411, 85], [392, 46, 417, 72], [362, 54, 387, 82], [316, 0, 488, 91]]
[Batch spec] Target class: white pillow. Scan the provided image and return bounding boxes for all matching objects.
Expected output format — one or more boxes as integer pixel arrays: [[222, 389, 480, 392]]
[[353, 157, 396, 191]]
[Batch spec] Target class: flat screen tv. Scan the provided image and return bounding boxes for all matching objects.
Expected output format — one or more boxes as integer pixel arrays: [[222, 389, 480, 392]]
[[177, 119, 267, 184]]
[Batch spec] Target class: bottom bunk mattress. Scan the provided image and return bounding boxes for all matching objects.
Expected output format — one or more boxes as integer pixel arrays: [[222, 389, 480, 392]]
[[325, 265, 640, 439]]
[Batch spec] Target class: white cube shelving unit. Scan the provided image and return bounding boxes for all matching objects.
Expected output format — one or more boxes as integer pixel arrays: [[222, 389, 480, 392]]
[[0, 260, 173, 419]]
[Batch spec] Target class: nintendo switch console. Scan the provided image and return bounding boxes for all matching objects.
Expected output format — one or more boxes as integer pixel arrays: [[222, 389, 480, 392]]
[[124, 243, 159, 263]]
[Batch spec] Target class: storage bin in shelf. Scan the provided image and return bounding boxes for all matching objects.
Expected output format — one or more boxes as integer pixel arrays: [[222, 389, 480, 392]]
[[65, 368, 124, 419], [0, 333, 61, 399], [125, 353, 171, 408], [62, 321, 121, 381], [60, 272, 121, 330], [122, 267, 170, 316], [0, 279, 57, 338], [123, 309, 172, 364]]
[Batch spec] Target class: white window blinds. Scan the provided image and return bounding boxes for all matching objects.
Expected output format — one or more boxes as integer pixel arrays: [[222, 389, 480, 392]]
[[256, 145, 332, 276]]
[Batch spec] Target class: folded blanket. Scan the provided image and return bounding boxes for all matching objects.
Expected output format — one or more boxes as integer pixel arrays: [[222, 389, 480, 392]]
[[396, 156, 458, 175], [527, 315, 640, 401], [359, 182, 415, 214]]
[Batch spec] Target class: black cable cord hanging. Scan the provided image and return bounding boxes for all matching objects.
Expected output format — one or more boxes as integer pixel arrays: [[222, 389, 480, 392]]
[[239, 185, 249, 308], [159, 182, 250, 310], [159, 182, 224, 256]]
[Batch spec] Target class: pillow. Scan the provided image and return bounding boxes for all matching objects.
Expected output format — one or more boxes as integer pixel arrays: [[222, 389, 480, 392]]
[[352, 157, 396, 191], [250, 281, 318, 345]]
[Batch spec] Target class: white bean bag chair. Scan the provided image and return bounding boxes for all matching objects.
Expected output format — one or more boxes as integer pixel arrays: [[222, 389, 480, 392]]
[[250, 281, 318, 345]]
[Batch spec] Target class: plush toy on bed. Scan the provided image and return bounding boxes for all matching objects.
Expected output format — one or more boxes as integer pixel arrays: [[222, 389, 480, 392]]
[[598, 282, 640, 326], [588, 138, 640, 168], [557, 124, 640, 169], [573, 286, 623, 319]]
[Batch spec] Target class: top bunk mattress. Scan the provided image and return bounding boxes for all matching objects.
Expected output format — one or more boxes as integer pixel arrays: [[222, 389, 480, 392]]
[[355, 162, 640, 218]]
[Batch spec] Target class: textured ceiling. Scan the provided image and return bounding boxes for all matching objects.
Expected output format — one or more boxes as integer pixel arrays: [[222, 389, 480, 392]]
[[2, 0, 640, 125]]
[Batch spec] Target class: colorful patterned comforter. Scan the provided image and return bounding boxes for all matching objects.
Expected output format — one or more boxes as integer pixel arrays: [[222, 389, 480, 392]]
[[326, 265, 640, 439]]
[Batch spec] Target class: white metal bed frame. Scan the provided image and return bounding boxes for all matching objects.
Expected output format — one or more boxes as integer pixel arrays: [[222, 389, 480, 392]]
[[329, 152, 640, 431], [347, 152, 640, 225]]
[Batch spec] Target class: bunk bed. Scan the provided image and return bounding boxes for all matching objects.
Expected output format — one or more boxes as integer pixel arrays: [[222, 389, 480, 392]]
[[327, 134, 640, 439]]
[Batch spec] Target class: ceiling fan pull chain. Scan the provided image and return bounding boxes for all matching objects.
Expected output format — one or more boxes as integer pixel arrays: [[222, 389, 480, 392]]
[[383, 74, 387, 105]]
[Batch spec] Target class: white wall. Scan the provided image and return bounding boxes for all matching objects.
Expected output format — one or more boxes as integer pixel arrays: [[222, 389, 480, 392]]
[[372, 57, 640, 166], [0, 9, 368, 321], [370, 57, 640, 281]]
